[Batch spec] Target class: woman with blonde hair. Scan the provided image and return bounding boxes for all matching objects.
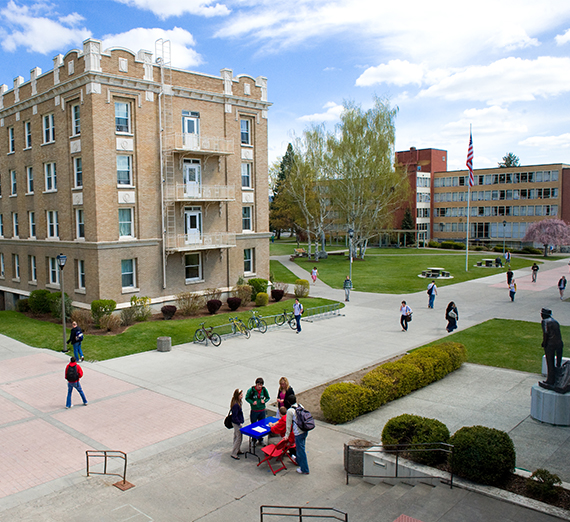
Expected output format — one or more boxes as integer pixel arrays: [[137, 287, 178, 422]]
[[230, 389, 244, 460], [276, 377, 295, 417]]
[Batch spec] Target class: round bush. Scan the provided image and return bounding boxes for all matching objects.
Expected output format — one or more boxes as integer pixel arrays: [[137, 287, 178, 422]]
[[161, 305, 177, 320], [206, 299, 222, 314], [255, 292, 269, 306], [361, 368, 397, 403], [450, 426, 515, 485], [320, 382, 375, 424], [47, 292, 73, 319], [227, 297, 242, 311], [248, 278, 268, 300], [381, 414, 450, 466], [271, 289, 284, 302], [16, 298, 30, 313], [526, 469, 562, 500], [28, 289, 52, 314], [294, 279, 310, 298]]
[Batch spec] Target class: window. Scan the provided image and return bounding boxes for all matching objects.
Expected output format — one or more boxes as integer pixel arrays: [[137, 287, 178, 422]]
[[185, 253, 202, 281], [44, 162, 57, 191], [29, 255, 37, 283], [0, 253, 4, 277], [26, 166, 33, 193], [71, 104, 80, 136], [74, 157, 83, 188], [117, 155, 132, 185], [552, 170, 559, 182], [76, 209, 84, 239], [29, 211, 36, 238], [115, 102, 131, 133], [43, 113, 55, 143], [12, 213, 19, 238], [10, 170, 16, 195], [244, 248, 254, 274], [240, 119, 251, 145], [119, 208, 133, 237], [8, 127, 15, 153], [24, 121, 31, 148], [0, 214, 3, 237], [48, 257, 59, 284], [77, 259, 85, 289], [241, 163, 252, 188], [47, 210, 59, 238], [13, 254, 19, 280], [242, 206, 252, 231], [121, 259, 136, 288]]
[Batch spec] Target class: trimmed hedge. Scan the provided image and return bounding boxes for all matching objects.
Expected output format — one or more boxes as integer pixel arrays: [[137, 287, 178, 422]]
[[248, 278, 268, 300], [91, 299, 116, 327], [255, 292, 269, 306], [28, 289, 52, 315], [271, 289, 284, 302], [161, 305, 177, 320], [227, 297, 242, 311], [207, 299, 222, 314], [320, 342, 467, 424]]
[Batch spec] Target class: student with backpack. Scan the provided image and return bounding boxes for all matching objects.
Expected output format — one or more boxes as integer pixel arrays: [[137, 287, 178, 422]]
[[283, 394, 314, 475], [293, 299, 304, 333], [65, 357, 88, 409], [66, 321, 84, 361]]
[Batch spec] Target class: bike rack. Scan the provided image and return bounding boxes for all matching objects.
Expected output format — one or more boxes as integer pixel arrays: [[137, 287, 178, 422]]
[[86, 450, 134, 491], [260, 505, 347, 521]]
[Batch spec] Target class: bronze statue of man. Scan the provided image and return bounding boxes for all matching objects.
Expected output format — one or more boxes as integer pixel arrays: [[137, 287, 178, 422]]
[[540, 308, 563, 387]]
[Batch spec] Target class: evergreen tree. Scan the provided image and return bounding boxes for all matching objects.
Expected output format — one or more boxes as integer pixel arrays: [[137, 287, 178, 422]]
[[401, 207, 415, 245]]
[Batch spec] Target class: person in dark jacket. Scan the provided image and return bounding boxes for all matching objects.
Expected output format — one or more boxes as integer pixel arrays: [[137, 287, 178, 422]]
[[230, 389, 245, 460], [445, 302, 459, 333], [65, 357, 88, 408], [66, 321, 84, 361], [541, 308, 564, 386], [276, 377, 295, 417]]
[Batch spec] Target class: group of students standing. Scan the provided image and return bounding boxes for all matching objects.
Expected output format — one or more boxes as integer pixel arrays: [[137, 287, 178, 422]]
[[229, 376, 310, 474]]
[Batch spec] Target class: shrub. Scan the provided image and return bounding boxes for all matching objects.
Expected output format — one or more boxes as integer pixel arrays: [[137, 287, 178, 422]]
[[273, 282, 289, 293], [207, 299, 222, 314], [161, 305, 177, 320], [234, 285, 253, 303], [320, 382, 377, 424], [120, 307, 137, 326], [361, 369, 398, 404], [472, 246, 485, 251], [441, 241, 465, 250], [294, 279, 310, 298], [493, 245, 504, 253], [520, 246, 542, 255], [403, 351, 438, 387], [176, 292, 206, 316], [428, 240, 440, 248], [236, 275, 246, 286], [48, 292, 73, 319], [378, 360, 424, 398], [450, 426, 515, 485], [382, 414, 450, 466], [227, 297, 242, 311], [255, 292, 269, 306], [28, 289, 52, 315], [414, 346, 453, 380], [16, 298, 30, 313], [203, 288, 222, 301], [436, 342, 467, 371], [91, 299, 117, 328], [271, 289, 284, 302], [100, 313, 122, 332], [130, 295, 152, 321], [526, 469, 562, 500], [248, 278, 268, 300], [71, 309, 93, 332]]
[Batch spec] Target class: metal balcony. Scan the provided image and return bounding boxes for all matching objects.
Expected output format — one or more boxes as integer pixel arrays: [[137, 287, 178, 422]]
[[165, 232, 236, 253], [171, 134, 234, 155], [167, 184, 235, 202]]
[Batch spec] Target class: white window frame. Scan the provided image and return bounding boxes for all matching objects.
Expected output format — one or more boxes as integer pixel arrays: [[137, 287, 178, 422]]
[[29, 211, 36, 239], [240, 119, 251, 145], [77, 259, 86, 290], [71, 104, 80, 136], [49, 257, 59, 285], [10, 170, 17, 195], [121, 258, 136, 289], [242, 206, 253, 231], [13, 254, 20, 281], [76, 208, 85, 239], [0, 253, 4, 278], [24, 120, 32, 149], [244, 248, 255, 275], [118, 208, 134, 238], [47, 210, 59, 239], [29, 255, 37, 283], [0, 214, 3, 237], [115, 101, 131, 134], [241, 163, 252, 188], [117, 155, 132, 185], [73, 157, 83, 188], [12, 212, 19, 238], [8, 126, 15, 153], [26, 166, 33, 193], [184, 253, 202, 282], [43, 113, 55, 144], [44, 162, 57, 192]]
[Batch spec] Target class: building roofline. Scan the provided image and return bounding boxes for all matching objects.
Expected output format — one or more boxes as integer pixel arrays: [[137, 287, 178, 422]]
[[435, 163, 570, 175]]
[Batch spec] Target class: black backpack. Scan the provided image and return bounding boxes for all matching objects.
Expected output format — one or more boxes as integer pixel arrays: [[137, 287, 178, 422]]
[[66, 364, 79, 382], [295, 406, 315, 431]]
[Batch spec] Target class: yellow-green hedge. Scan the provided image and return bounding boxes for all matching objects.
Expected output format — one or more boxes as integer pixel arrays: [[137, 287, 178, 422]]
[[320, 342, 466, 424]]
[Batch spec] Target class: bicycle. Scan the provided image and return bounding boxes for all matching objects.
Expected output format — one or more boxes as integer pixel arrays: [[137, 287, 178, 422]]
[[194, 322, 222, 346], [229, 316, 251, 339], [274, 308, 297, 330], [247, 310, 267, 334]]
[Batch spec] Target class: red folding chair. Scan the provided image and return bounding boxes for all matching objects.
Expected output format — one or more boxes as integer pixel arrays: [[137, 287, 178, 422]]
[[257, 438, 291, 475]]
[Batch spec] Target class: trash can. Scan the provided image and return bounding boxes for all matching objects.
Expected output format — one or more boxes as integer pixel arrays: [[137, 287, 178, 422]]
[[344, 439, 373, 476], [157, 336, 172, 352]]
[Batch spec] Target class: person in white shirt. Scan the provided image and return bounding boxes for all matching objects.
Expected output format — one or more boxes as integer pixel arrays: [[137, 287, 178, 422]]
[[399, 301, 412, 331], [283, 394, 309, 475], [293, 299, 303, 333]]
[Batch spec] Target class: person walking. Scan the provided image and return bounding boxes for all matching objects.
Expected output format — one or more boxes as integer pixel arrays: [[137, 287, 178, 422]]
[[445, 302, 459, 333], [509, 279, 517, 301], [506, 269, 514, 285], [311, 267, 318, 284], [283, 394, 309, 475], [558, 276, 567, 300], [66, 321, 84, 361], [65, 357, 88, 408], [531, 263, 539, 283], [230, 389, 245, 460], [504, 250, 511, 266], [343, 275, 353, 302], [293, 298, 304, 333], [427, 280, 437, 308], [399, 301, 412, 331]]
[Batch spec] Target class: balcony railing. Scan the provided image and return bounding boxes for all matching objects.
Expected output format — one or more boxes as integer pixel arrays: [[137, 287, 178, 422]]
[[166, 232, 236, 252], [169, 184, 235, 202], [171, 133, 234, 155]]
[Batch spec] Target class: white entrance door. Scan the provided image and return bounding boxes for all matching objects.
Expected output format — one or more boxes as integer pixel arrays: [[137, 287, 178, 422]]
[[183, 161, 201, 198], [184, 209, 202, 244], [182, 116, 200, 149]]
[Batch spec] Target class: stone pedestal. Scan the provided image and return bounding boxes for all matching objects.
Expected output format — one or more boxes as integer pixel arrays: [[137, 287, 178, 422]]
[[530, 384, 570, 426], [157, 336, 171, 352]]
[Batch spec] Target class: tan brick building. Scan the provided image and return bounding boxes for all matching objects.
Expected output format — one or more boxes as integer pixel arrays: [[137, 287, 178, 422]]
[[0, 39, 271, 310]]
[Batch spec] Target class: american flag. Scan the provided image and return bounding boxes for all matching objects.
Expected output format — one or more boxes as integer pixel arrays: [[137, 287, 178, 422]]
[[466, 132, 474, 187]]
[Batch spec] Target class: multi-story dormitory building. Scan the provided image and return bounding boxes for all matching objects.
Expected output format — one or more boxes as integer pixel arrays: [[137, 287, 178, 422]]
[[0, 38, 271, 310]]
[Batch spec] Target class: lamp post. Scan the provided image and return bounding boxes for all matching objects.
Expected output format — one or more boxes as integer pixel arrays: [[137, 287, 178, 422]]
[[502, 220, 507, 254], [56, 254, 67, 353], [348, 228, 354, 282]]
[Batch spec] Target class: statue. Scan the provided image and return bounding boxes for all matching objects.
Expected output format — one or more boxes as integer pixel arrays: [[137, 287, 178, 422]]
[[539, 308, 569, 393]]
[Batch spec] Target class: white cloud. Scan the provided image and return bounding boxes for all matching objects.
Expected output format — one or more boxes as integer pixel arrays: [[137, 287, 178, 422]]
[[442, 106, 528, 138], [114, 0, 230, 19], [555, 28, 570, 45], [298, 101, 344, 122], [0, 0, 91, 54], [519, 133, 570, 149], [102, 27, 202, 69], [356, 60, 424, 87]]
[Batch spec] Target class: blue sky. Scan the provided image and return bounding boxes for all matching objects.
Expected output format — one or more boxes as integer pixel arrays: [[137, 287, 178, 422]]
[[2, 0, 570, 170]]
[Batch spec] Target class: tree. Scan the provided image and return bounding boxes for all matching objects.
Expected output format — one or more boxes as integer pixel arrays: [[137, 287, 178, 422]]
[[269, 144, 297, 239], [522, 219, 570, 257], [498, 153, 520, 168], [401, 207, 415, 245]]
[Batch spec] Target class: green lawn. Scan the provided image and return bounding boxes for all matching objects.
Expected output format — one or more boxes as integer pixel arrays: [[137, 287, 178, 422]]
[[417, 318, 570, 374], [292, 253, 535, 294], [269, 260, 299, 284], [0, 297, 342, 361]]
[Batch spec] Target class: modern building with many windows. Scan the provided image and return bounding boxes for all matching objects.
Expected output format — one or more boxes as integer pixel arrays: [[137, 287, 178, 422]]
[[0, 39, 271, 310]]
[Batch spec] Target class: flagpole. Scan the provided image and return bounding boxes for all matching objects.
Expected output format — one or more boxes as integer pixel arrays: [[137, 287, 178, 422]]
[[466, 185, 470, 271], [465, 125, 474, 272]]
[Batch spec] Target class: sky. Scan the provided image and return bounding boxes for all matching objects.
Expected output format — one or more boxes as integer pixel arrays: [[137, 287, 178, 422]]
[[2, 0, 570, 171]]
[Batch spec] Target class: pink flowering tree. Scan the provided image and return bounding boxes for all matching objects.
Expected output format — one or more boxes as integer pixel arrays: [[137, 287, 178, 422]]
[[522, 219, 570, 257]]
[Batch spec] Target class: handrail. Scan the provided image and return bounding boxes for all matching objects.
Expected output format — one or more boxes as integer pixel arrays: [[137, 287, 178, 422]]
[[260, 505, 347, 521], [86, 450, 127, 484]]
